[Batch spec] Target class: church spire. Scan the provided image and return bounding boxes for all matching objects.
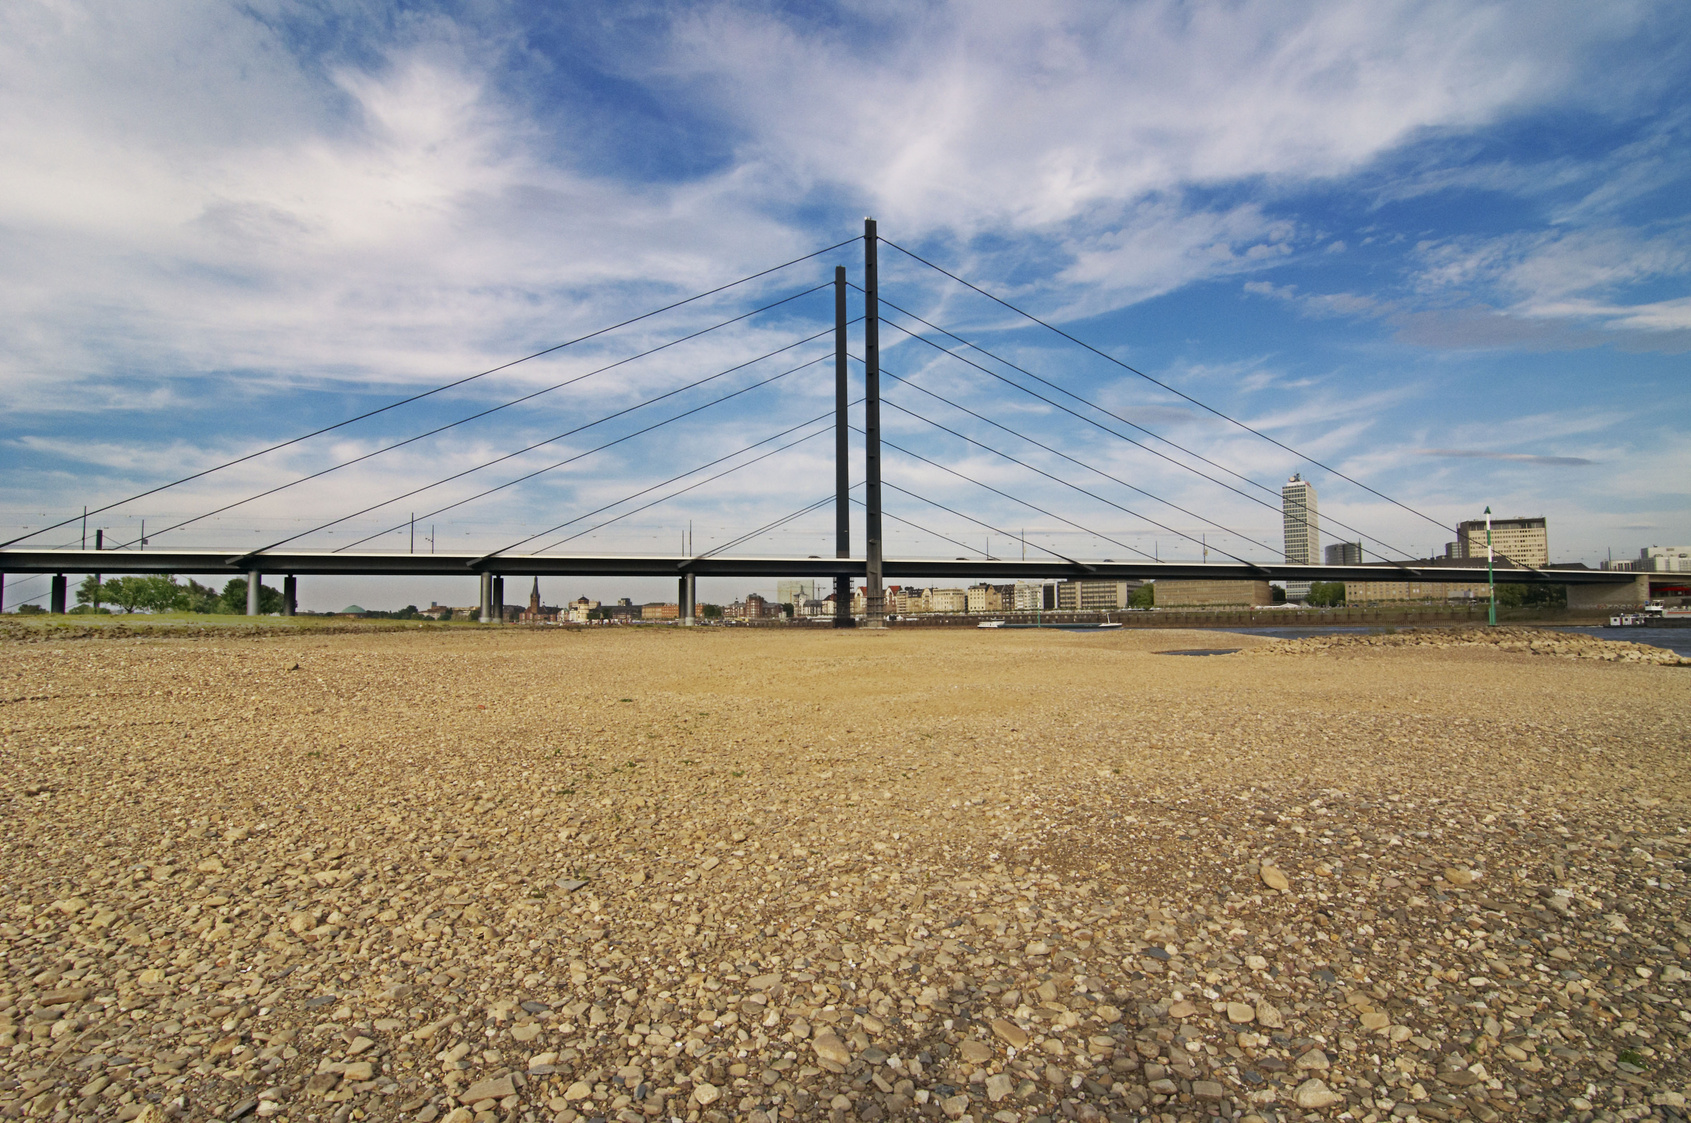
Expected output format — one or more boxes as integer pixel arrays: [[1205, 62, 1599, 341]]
[[529, 577, 541, 615]]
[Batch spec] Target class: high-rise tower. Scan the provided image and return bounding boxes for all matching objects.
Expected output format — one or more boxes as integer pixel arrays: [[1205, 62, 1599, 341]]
[[1282, 473, 1319, 600]]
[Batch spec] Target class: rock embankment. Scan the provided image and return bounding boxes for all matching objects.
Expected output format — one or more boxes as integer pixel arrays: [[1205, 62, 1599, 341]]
[[1249, 626, 1690, 666]]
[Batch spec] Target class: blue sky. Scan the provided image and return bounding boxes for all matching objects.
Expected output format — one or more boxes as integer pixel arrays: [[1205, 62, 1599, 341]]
[[2, 1, 1688, 609]]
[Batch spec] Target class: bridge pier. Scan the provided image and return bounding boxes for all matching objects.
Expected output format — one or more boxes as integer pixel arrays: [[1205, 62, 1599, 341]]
[[283, 575, 296, 616], [1566, 574, 1649, 609], [679, 573, 695, 625], [50, 573, 66, 615], [493, 576, 505, 625], [246, 569, 261, 615], [479, 572, 492, 624]]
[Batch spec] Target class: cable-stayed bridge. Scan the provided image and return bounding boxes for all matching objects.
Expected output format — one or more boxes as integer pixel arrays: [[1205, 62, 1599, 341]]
[[0, 221, 1642, 621]]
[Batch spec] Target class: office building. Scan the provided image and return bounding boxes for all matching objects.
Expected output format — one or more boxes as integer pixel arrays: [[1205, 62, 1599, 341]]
[[1057, 579, 1143, 611], [1639, 545, 1691, 573], [1324, 541, 1363, 566], [1282, 474, 1319, 599], [1455, 516, 1548, 567]]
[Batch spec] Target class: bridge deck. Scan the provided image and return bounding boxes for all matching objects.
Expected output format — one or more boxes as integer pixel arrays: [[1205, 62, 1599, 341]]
[[0, 548, 1633, 585]]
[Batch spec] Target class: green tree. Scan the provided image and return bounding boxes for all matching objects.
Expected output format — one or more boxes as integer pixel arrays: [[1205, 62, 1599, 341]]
[[1306, 581, 1347, 607], [184, 580, 222, 614], [75, 574, 103, 608], [1494, 582, 1566, 609], [100, 575, 154, 613], [1129, 583, 1153, 608], [219, 577, 283, 614]]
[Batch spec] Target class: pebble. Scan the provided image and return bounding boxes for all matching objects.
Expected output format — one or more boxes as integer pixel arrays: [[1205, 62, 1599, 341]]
[[1293, 1077, 1340, 1108], [811, 1032, 852, 1065]]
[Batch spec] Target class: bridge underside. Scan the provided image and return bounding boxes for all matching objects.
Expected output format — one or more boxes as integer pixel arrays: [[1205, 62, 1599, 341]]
[[0, 548, 1642, 587]]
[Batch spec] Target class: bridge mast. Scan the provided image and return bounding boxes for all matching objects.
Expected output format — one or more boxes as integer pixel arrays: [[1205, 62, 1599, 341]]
[[863, 219, 885, 628], [834, 265, 853, 627]]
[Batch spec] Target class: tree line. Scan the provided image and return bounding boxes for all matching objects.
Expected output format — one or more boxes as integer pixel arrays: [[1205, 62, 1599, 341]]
[[75, 575, 281, 614]]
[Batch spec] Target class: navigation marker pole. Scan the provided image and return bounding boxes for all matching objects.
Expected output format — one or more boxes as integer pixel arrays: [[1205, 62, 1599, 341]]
[[863, 219, 885, 629], [1485, 506, 1495, 627]]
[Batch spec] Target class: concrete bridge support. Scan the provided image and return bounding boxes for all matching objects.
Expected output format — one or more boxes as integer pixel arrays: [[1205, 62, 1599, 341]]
[[1566, 574, 1649, 610], [493, 576, 505, 624], [479, 572, 493, 624], [247, 570, 261, 615], [50, 574, 66, 615], [679, 573, 696, 625], [283, 575, 296, 616]]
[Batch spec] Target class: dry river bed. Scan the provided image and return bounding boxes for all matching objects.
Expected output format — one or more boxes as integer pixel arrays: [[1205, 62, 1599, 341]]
[[1, 624, 1689, 1123]]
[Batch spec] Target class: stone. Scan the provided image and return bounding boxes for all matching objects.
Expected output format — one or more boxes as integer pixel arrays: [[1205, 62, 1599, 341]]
[[1444, 867, 1478, 886], [1295, 1048, 1330, 1070], [459, 1075, 516, 1105], [812, 1032, 852, 1065], [342, 1061, 374, 1081], [1294, 1078, 1340, 1109], [1254, 1000, 1284, 1028], [1360, 1010, 1390, 1031], [984, 1072, 1014, 1101], [564, 1081, 592, 1101], [1193, 1080, 1224, 1099], [442, 1110, 474, 1123], [1167, 1000, 1197, 1018], [1244, 954, 1269, 970], [990, 1018, 1029, 1049], [958, 1039, 993, 1064], [1260, 864, 1290, 892], [512, 1022, 542, 1042], [1225, 1001, 1255, 1023], [941, 1093, 971, 1119], [694, 1082, 720, 1105]]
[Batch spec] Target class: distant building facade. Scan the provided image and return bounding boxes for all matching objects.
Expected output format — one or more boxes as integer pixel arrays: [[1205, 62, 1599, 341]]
[[776, 580, 816, 605], [1057, 579, 1142, 611], [641, 602, 680, 621], [1013, 581, 1057, 611], [1155, 579, 1273, 607], [1455, 516, 1548, 567], [927, 588, 967, 614], [1282, 474, 1319, 600]]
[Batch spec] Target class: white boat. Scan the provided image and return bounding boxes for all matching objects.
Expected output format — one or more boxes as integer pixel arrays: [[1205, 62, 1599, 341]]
[[1607, 614, 1648, 627]]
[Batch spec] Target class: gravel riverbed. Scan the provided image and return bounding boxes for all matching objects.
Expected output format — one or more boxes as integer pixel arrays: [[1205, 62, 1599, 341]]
[[2, 625, 1688, 1123]]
